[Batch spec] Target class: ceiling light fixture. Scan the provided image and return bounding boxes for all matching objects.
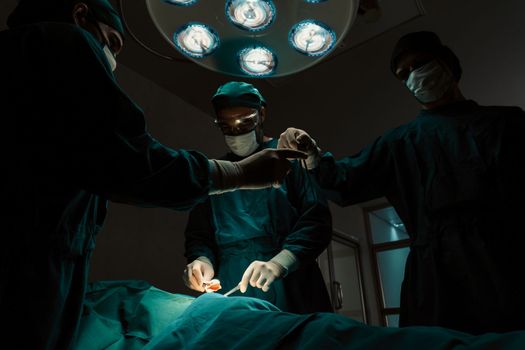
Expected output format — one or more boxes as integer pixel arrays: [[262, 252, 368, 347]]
[[174, 22, 220, 58], [145, 0, 359, 78], [289, 20, 335, 56], [226, 0, 276, 32], [238, 46, 277, 76]]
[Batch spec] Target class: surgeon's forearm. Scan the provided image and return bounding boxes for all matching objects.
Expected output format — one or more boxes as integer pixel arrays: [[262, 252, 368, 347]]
[[270, 249, 299, 277], [208, 160, 242, 195], [195, 255, 213, 266]]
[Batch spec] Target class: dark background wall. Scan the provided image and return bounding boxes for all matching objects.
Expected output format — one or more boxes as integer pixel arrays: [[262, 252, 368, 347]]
[[87, 65, 224, 298], [0, 0, 224, 298]]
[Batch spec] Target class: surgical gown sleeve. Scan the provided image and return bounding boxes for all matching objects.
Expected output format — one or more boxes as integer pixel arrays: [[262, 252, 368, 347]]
[[281, 161, 332, 265], [316, 131, 399, 207], [184, 200, 219, 267], [44, 24, 211, 210]]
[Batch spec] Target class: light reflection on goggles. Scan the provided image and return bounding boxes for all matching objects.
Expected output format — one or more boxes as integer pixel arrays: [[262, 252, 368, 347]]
[[214, 110, 259, 135]]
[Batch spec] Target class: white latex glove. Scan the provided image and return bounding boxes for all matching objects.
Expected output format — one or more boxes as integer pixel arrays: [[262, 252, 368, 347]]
[[209, 148, 308, 194], [239, 260, 285, 293], [278, 128, 321, 169], [237, 148, 308, 189], [183, 257, 215, 292]]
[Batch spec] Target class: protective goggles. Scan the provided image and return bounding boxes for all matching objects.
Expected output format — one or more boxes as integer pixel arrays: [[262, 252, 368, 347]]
[[214, 110, 259, 136]]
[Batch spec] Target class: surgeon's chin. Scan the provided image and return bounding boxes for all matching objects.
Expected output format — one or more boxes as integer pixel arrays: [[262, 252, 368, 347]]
[[420, 85, 465, 110]]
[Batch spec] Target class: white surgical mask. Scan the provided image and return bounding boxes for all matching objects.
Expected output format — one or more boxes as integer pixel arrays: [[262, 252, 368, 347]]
[[103, 45, 117, 72], [405, 59, 453, 103], [225, 130, 259, 157]]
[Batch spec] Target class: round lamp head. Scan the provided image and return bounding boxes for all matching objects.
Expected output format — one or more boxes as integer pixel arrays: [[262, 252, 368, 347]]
[[238, 46, 277, 76], [147, 0, 359, 78], [289, 20, 335, 56], [226, 0, 276, 32], [174, 23, 220, 58]]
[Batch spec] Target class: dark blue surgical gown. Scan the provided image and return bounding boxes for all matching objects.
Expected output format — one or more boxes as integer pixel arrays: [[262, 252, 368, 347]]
[[185, 139, 333, 314], [317, 100, 525, 334], [0, 23, 211, 350]]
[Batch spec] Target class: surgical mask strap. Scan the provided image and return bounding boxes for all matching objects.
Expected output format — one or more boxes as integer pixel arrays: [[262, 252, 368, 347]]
[[102, 45, 117, 72], [87, 13, 117, 72], [86, 12, 114, 56]]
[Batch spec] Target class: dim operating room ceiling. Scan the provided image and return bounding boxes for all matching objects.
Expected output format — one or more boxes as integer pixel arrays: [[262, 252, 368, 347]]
[[0, 0, 425, 117]]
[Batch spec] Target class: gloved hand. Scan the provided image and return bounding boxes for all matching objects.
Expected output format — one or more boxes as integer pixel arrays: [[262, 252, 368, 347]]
[[183, 257, 215, 292], [209, 148, 308, 194], [240, 260, 285, 293], [236, 148, 307, 189], [278, 128, 321, 170]]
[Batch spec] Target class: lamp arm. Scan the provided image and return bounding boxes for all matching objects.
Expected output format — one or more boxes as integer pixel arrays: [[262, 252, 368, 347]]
[[117, 0, 191, 63]]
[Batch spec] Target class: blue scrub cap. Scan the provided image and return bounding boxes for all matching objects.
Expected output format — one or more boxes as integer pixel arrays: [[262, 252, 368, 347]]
[[212, 81, 267, 113], [7, 0, 124, 37], [390, 31, 462, 81]]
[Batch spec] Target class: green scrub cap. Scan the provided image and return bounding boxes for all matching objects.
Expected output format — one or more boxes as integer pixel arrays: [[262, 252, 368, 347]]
[[7, 0, 124, 37], [390, 31, 462, 81], [212, 81, 267, 113]]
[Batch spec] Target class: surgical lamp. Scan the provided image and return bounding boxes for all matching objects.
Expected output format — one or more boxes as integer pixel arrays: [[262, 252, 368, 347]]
[[141, 0, 359, 78]]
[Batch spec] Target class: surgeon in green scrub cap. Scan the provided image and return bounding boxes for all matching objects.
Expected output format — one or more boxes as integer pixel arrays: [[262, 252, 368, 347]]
[[0, 2, 306, 349], [183, 81, 334, 314]]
